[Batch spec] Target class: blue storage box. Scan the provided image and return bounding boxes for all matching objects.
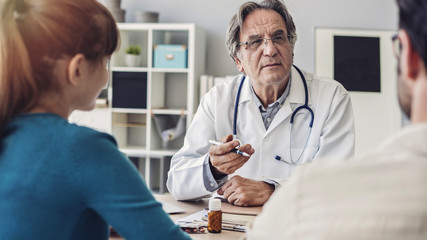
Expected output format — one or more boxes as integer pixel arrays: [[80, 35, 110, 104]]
[[153, 44, 187, 68]]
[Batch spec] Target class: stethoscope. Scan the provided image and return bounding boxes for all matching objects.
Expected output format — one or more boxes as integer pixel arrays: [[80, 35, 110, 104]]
[[233, 64, 314, 165]]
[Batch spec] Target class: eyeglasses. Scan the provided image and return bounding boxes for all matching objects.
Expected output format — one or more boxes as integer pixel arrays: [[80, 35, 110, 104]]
[[391, 33, 402, 59], [238, 34, 293, 52]]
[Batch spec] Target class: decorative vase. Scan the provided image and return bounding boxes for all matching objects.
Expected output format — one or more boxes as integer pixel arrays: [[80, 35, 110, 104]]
[[106, 0, 125, 22], [106, 0, 121, 9], [125, 54, 141, 67], [134, 11, 159, 23]]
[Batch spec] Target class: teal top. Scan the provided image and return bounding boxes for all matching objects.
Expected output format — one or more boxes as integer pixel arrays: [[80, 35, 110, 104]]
[[0, 113, 190, 240]]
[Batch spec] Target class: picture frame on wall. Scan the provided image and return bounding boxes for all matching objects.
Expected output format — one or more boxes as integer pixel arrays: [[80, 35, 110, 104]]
[[314, 28, 402, 155]]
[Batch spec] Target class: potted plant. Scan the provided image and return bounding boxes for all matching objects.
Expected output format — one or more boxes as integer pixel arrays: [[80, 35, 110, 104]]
[[125, 45, 141, 67]]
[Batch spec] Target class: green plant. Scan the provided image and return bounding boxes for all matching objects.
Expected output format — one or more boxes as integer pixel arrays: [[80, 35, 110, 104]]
[[125, 45, 141, 55]]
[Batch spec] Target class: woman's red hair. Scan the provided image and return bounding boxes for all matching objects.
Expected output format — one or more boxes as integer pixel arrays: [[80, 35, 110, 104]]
[[0, 0, 119, 133]]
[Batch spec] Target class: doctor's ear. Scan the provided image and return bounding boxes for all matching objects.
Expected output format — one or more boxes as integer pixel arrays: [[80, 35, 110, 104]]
[[234, 57, 244, 73]]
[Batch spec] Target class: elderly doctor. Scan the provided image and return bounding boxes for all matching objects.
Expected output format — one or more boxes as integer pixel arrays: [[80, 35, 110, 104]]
[[167, 0, 355, 206]]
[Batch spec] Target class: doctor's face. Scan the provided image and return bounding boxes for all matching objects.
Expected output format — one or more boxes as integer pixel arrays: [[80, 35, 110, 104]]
[[234, 9, 293, 88]]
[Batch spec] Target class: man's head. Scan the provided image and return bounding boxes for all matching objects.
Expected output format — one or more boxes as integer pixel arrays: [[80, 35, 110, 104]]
[[226, 0, 297, 62], [225, 0, 297, 89], [395, 0, 427, 120]]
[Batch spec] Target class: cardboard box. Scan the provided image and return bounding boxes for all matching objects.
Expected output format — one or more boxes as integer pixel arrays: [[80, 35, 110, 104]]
[[153, 44, 187, 68]]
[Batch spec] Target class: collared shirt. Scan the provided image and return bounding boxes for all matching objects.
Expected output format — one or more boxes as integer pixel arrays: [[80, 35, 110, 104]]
[[250, 80, 291, 130]]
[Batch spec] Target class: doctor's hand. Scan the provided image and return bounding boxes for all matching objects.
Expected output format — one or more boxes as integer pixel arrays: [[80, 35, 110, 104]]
[[217, 175, 274, 206], [209, 134, 254, 178]]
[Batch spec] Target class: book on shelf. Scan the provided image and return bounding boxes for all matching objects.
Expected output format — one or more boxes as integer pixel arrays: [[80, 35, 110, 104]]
[[199, 74, 210, 100], [199, 75, 235, 100]]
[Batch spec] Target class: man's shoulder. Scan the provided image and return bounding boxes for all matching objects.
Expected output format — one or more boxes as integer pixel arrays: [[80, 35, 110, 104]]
[[309, 73, 346, 90], [297, 68, 346, 92], [212, 74, 242, 90], [363, 122, 427, 160], [308, 123, 427, 175]]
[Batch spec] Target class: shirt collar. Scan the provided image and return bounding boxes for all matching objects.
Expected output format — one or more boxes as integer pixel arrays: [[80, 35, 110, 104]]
[[237, 66, 310, 106], [250, 79, 291, 111]]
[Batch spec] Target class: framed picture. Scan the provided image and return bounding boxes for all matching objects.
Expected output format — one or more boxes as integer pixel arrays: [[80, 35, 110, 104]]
[[314, 28, 402, 155]]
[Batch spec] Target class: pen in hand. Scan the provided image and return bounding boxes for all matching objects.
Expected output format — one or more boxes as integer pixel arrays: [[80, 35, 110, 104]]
[[209, 140, 250, 157]]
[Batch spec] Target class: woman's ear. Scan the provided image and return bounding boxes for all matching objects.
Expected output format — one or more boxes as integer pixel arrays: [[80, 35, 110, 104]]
[[67, 53, 85, 86], [400, 30, 422, 81]]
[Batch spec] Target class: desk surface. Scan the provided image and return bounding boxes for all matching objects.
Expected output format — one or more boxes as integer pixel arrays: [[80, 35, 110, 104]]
[[110, 193, 255, 240], [157, 194, 247, 240]]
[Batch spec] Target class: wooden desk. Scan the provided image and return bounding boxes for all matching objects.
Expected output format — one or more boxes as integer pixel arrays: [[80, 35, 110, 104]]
[[155, 194, 246, 240], [110, 193, 251, 240]]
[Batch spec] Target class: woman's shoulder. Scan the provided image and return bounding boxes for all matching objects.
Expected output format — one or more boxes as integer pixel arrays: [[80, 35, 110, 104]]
[[23, 113, 118, 149], [65, 121, 117, 148]]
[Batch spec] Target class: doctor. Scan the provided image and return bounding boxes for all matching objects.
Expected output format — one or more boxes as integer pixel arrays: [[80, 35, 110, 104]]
[[167, 0, 355, 206]]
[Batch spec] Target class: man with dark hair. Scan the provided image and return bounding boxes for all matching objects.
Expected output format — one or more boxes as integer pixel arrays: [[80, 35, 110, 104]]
[[246, 0, 427, 238]]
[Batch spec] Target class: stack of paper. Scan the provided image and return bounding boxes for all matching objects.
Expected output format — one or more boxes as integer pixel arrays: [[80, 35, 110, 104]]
[[161, 202, 185, 214], [176, 201, 262, 232], [202, 212, 256, 226]]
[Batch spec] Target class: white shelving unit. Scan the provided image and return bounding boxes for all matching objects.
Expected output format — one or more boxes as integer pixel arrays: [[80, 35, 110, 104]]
[[71, 23, 206, 193], [113, 23, 205, 192]]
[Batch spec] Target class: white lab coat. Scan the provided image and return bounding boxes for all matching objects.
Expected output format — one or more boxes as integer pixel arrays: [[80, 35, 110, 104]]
[[167, 67, 355, 200]]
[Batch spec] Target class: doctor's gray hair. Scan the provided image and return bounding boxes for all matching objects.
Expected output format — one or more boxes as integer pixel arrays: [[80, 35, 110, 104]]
[[225, 0, 297, 63]]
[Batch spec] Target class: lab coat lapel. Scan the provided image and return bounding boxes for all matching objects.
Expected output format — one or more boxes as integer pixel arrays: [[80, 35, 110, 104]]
[[238, 77, 266, 134], [266, 67, 308, 134]]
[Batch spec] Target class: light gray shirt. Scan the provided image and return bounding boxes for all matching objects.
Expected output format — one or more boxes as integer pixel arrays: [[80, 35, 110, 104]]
[[250, 81, 290, 130]]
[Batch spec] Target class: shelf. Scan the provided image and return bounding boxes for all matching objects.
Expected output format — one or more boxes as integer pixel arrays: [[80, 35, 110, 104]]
[[112, 67, 188, 73], [120, 146, 149, 157], [149, 149, 179, 157], [120, 147, 178, 158], [108, 23, 205, 193], [116, 23, 198, 31], [112, 108, 148, 114], [112, 67, 149, 72], [113, 108, 186, 116], [151, 108, 187, 115], [71, 23, 205, 193], [113, 122, 146, 128], [151, 68, 189, 73]]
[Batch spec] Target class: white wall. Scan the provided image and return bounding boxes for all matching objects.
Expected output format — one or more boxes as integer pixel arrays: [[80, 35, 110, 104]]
[[111, 0, 398, 76]]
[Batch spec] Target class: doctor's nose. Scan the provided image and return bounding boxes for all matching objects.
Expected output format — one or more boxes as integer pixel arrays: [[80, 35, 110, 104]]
[[263, 39, 278, 57]]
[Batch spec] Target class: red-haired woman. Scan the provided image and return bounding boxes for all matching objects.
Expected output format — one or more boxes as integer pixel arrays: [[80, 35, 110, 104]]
[[0, 0, 190, 239]]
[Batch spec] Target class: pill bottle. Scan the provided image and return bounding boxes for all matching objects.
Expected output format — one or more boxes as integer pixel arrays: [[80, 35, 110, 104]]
[[207, 198, 222, 233]]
